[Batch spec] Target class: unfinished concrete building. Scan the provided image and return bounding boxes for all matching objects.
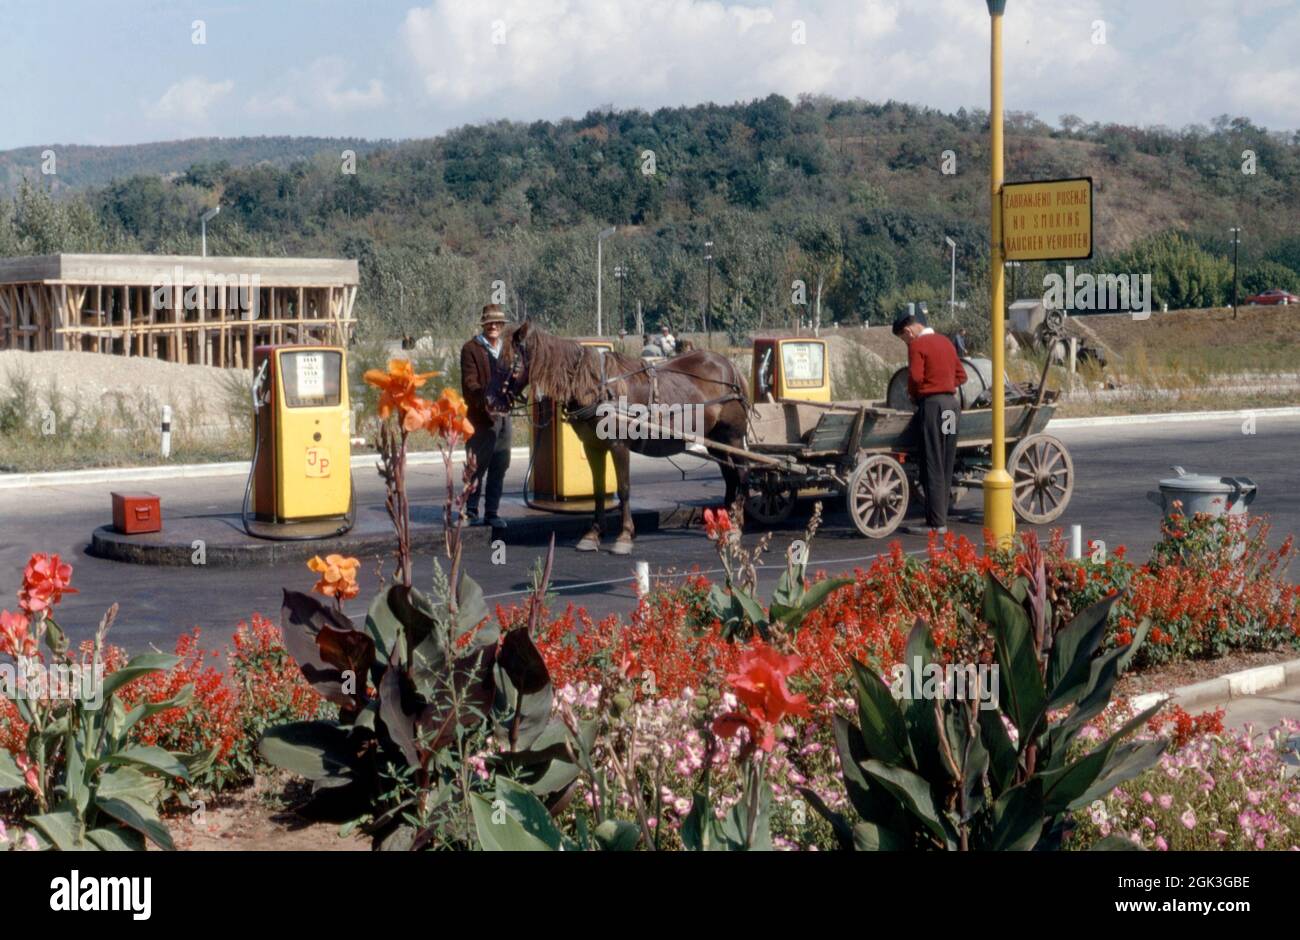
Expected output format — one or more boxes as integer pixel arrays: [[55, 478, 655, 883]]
[[0, 254, 359, 367]]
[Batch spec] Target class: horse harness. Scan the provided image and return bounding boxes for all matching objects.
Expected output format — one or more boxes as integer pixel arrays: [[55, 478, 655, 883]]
[[564, 350, 745, 423]]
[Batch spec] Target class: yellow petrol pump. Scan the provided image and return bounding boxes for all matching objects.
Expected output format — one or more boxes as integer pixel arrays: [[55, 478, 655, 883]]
[[751, 337, 831, 403], [527, 339, 616, 511], [242, 344, 355, 538]]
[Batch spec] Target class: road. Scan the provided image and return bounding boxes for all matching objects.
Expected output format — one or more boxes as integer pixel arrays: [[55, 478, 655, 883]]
[[0, 414, 1297, 653]]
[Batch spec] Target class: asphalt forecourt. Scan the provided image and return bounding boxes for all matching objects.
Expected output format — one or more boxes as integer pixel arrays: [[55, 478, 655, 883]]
[[1, 410, 1297, 652]]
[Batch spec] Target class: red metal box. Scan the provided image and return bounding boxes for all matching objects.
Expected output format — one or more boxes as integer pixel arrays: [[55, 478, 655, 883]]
[[111, 492, 162, 534]]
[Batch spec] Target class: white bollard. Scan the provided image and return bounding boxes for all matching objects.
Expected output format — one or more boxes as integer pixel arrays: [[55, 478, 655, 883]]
[[634, 560, 650, 596], [1069, 524, 1082, 560], [161, 405, 172, 459]]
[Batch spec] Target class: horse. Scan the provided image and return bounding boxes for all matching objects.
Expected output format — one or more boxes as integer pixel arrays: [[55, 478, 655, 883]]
[[487, 322, 749, 554]]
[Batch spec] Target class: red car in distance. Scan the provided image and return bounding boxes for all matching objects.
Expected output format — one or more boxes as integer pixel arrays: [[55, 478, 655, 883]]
[[1244, 288, 1299, 305]]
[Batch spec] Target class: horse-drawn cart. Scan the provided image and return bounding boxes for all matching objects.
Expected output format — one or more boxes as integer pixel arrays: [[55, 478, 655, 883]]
[[741, 387, 1073, 538]]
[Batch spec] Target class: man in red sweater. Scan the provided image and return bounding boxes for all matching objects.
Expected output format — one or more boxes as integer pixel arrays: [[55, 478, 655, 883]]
[[893, 311, 967, 533]]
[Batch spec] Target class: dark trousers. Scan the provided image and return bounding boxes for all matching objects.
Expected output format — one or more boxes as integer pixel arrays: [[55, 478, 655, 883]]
[[466, 417, 512, 517], [916, 393, 959, 528]]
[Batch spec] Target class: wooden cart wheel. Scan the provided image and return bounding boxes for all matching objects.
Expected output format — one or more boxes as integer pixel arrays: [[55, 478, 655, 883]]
[[1008, 433, 1074, 524], [846, 454, 909, 538], [745, 484, 796, 526]]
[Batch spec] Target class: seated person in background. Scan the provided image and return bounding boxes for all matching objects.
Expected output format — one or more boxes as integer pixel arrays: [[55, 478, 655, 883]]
[[656, 324, 677, 356], [640, 334, 661, 358]]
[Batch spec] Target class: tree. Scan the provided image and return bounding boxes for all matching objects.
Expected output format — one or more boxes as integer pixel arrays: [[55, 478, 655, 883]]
[[832, 237, 897, 323], [793, 218, 842, 334], [1241, 260, 1300, 297]]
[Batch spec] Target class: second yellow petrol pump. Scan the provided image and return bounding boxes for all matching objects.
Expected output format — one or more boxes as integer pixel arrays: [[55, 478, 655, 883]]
[[751, 337, 831, 403], [527, 339, 616, 511]]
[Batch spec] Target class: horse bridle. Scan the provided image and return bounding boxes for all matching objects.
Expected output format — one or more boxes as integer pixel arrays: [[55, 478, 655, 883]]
[[492, 333, 531, 415]]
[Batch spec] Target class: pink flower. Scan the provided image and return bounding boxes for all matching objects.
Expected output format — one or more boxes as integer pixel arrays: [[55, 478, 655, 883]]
[[1157, 793, 1173, 810], [1140, 791, 1154, 804], [1180, 809, 1197, 830], [15, 753, 41, 798], [1154, 836, 1168, 851]]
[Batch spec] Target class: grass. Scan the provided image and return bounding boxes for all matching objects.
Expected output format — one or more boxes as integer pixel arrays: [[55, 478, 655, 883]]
[[833, 342, 895, 402]]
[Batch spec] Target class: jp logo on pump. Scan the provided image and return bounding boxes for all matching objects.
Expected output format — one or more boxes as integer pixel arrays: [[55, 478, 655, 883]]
[[305, 446, 332, 477]]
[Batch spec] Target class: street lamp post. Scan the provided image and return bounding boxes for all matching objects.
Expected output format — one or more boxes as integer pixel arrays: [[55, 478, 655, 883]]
[[200, 206, 220, 258], [704, 239, 714, 345], [1229, 227, 1242, 319], [984, 0, 1015, 546], [596, 226, 616, 336], [614, 265, 626, 334], [945, 236, 957, 316]]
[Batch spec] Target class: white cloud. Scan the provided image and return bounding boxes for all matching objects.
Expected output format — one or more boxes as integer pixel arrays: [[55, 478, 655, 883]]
[[244, 58, 386, 119], [246, 91, 298, 118], [148, 77, 234, 121], [394, 0, 1299, 132], [322, 77, 386, 113]]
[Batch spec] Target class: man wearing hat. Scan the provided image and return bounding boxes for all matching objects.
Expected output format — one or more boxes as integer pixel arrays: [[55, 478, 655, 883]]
[[460, 303, 512, 527], [656, 323, 677, 357], [893, 309, 967, 534]]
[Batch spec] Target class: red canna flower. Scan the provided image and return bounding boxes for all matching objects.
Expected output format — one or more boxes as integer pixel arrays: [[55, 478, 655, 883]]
[[703, 507, 734, 541], [0, 609, 36, 658], [713, 642, 810, 754], [18, 553, 77, 614]]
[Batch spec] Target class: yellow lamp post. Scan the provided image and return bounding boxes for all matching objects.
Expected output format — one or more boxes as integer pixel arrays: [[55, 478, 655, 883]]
[[983, 0, 1016, 546]]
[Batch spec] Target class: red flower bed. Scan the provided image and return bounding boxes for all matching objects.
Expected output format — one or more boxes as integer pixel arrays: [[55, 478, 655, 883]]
[[0, 614, 326, 792], [514, 522, 1296, 715], [1110, 513, 1300, 667]]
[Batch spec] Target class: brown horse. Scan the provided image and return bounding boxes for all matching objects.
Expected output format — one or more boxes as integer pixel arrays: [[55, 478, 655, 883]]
[[487, 322, 749, 554]]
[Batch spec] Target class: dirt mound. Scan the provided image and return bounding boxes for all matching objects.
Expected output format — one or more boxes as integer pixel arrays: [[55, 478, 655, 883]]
[[0, 349, 248, 430]]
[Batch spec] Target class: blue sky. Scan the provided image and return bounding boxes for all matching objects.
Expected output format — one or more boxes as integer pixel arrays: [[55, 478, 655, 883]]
[[1, 0, 1296, 151]]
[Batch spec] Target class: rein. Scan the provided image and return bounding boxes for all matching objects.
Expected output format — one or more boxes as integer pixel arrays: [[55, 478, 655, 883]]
[[497, 336, 745, 426]]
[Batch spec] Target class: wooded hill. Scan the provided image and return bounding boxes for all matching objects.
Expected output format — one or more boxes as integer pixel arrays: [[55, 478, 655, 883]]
[[2, 95, 1298, 347]]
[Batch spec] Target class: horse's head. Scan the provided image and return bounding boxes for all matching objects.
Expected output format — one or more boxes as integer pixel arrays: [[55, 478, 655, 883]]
[[486, 320, 532, 415]]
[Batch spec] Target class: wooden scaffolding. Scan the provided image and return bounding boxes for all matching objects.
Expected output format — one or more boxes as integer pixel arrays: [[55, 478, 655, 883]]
[[0, 254, 359, 367]]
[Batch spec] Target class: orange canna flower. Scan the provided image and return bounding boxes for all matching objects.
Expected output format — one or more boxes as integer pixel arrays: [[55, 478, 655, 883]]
[[424, 387, 474, 440], [363, 359, 440, 424], [402, 396, 435, 433], [307, 554, 361, 601], [18, 553, 78, 614]]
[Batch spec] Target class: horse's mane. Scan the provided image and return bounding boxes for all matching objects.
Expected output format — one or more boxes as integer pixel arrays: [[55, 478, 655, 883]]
[[519, 326, 639, 407]]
